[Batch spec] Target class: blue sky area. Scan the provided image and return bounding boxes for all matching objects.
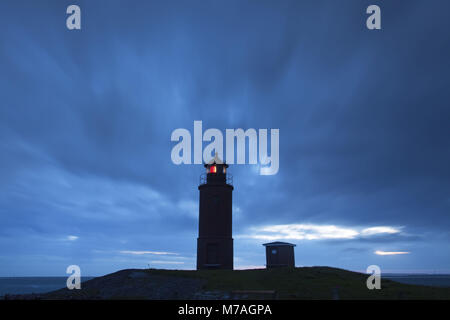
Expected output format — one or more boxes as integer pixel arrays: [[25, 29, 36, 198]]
[[0, 1, 449, 276]]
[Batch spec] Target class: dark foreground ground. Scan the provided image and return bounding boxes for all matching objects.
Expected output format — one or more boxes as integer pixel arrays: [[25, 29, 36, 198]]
[[4, 267, 450, 300]]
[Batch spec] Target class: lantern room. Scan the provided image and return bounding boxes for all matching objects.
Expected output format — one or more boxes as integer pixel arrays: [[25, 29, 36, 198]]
[[201, 153, 232, 186], [206, 163, 226, 174], [205, 153, 227, 174]]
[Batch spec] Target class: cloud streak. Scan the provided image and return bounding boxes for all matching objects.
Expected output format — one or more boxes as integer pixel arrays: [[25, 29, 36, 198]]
[[239, 224, 402, 241], [120, 251, 179, 256], [150, 261, 184, 265], [374, 251, 410, 256]]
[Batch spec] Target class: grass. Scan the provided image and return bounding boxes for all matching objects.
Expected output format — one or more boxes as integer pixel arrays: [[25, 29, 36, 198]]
[[142, 266, 450, 299]]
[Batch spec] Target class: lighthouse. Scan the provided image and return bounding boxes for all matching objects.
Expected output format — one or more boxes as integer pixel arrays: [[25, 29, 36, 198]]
[[197, 153, 234, 270]]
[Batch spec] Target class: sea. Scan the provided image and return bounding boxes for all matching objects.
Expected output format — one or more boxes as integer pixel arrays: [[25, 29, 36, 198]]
[[383, 274, 450, 287], [0, 277, 95, 297]]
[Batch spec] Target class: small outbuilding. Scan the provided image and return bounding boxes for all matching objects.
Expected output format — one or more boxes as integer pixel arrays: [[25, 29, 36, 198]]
[[263, 241, 296, 268]]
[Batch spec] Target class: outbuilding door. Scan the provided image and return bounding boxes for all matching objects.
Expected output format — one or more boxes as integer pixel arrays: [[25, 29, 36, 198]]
[[270, 248, 279, 266]]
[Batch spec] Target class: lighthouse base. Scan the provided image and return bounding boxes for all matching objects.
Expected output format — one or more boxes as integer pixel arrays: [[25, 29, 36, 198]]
[[196, 237, 233, 270]]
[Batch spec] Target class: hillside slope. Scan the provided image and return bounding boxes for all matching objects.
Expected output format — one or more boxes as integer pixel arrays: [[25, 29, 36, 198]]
[[6, 267, 450, 300]]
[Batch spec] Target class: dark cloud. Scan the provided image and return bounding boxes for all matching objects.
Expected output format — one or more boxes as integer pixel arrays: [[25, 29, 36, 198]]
[[1, 0, 449, 275]]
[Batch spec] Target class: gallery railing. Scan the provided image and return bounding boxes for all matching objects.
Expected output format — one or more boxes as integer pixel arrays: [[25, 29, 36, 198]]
[[199, 173, 233, 186]]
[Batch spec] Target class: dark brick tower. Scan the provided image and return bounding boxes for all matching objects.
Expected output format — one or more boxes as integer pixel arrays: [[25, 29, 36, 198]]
[[197, 154, 233, 270]]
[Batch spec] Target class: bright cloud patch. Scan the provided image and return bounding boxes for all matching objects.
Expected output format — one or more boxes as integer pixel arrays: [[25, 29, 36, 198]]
[[235, 265, 266, 270], [120, 250, 178, 255], [150, 260, 184, 264], [67, 235, 78, 241], [240, 224, 402, 241], [361, 227, 401, 236], [374, 250, 410, 256]]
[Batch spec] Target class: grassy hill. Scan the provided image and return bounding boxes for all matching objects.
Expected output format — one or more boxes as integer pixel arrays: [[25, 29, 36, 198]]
[[7, 267, 450, 300]]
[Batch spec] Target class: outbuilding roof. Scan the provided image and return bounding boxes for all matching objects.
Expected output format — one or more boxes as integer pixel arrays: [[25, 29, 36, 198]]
[[262, 241, 296, 247]]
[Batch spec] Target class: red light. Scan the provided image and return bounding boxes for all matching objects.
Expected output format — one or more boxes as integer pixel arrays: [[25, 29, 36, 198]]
[[210, 166, 217, 173]]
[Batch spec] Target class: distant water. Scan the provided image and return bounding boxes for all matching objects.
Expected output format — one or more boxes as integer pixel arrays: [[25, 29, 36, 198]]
[[0, 277, 95, 297], [384, 275, 450, 287]]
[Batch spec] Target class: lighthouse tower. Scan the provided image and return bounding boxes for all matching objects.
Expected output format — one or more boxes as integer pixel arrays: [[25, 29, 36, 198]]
[[197, 153, 234, 270]]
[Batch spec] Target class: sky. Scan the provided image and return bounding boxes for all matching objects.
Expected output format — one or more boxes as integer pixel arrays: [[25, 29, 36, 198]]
[[0, 0, 449, 276]]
